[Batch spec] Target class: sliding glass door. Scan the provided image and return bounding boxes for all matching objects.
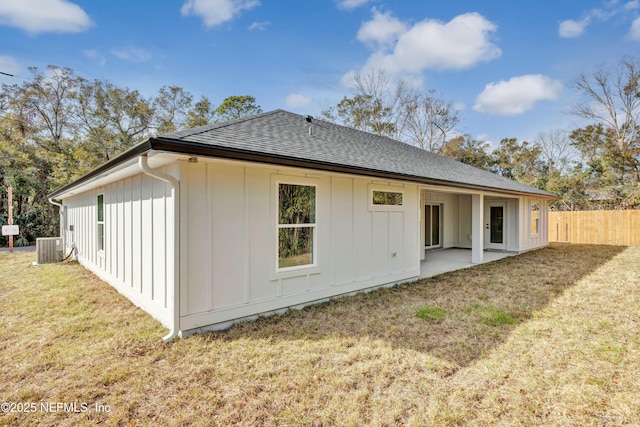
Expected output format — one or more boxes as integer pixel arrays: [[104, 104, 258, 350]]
[[424, 204, 441, 248]]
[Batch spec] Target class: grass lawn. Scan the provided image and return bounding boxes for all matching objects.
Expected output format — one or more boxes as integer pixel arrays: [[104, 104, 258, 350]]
[[1, 244, 639, 426]]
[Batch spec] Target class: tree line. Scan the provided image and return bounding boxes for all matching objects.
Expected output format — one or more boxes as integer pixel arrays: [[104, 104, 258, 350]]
[[2, 57, 639, 245], [0, 65, 261, 245], [323, 60, 640, 211]]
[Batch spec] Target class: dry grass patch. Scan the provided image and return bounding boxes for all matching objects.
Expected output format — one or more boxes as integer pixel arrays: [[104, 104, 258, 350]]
[[0, 244, 639, 426]]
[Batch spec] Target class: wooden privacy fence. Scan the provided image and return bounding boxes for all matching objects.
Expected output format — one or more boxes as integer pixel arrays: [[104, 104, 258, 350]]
[[549, 210, 640, 246]]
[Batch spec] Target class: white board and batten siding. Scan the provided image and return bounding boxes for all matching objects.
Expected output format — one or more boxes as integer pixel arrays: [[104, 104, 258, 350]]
[[62, 165, 178, 327], [60, 154, 548, 335], [518, 196, 549, 251], [179, 159, 420, 332]]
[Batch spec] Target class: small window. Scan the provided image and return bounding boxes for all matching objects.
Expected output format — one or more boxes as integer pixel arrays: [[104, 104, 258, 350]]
[[372, 190, 403, 206], [97, 194, 105, 252], [277, 183, 316, 270], [531, 201, 540, 236]]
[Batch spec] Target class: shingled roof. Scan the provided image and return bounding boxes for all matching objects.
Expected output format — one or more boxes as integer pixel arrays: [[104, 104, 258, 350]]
[[51, 109, 556, 199], [156, 109, 554, 197]]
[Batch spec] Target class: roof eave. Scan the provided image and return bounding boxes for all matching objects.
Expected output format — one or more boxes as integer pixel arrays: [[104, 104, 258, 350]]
[[49, 135, 558, 201], [48, 140, 152, 200], [149, 137, 558, 199]]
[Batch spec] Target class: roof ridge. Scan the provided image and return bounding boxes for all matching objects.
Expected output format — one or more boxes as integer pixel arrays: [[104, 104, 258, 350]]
[[170, 109, 284, 140]]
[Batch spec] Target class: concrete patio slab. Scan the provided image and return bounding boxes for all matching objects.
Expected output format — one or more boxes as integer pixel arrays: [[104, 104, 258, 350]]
[[420, 248, 516, 278]]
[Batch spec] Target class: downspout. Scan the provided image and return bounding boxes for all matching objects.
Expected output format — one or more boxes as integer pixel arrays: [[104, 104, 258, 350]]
[[138, 154, 181, 342]]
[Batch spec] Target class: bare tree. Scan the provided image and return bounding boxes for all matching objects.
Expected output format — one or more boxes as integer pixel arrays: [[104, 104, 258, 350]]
[[572, 56, 640, 182], [323, 70, 414, 139], [323, 69, 461, 150], [533, 129, 577, 175], [402, 89, 460, 152]]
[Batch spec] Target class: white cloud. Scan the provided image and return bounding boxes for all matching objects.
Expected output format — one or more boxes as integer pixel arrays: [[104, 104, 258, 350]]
[[0, 0, 91, 34], [558, 19, 590, 37], [345, 11, 501, 85], [84, 49, 106, 66], [390, 13, 501, 71], [336, 0, 370, 10], [357, 9, 407, 48], [625, 0, 640, 9], [453, 102, 466, 111], [181, 0, 260, 28], [0, 56, 21, 79], [248, 21, 270, 31], [629, 16, 640, 40], [285, 93, 312, 108], [473, 74, 563, 116], [559, 1, 639, 38], [111, 47, 152, 63]]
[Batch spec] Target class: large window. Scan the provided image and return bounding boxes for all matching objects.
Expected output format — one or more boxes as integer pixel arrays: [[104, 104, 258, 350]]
[[277, 183, 316, 270], [531, 201, 540, 236], [97, 194, 105, 252]]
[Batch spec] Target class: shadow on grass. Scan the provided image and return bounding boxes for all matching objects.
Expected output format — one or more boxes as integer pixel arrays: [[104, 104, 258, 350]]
[[207, 244, 626, 369]]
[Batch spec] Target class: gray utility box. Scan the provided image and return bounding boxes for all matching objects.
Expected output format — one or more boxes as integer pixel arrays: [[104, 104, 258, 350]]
[[36, 237, 63, 264]]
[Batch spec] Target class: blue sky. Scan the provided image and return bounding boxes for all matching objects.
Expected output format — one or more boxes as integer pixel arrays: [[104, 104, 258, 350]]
[[1, 0, 640, 146]]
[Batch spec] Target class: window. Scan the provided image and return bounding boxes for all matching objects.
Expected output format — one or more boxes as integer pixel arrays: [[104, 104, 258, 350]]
[[369, 186, 405, 212], [97, 194, 105, 252], [277, 183, 316, 270], [372, 190, 403, 206], [531, 201, 540, 236]]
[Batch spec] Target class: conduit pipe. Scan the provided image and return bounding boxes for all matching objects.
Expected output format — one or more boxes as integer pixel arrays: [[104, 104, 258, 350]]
[[139, 154, 181, 342]]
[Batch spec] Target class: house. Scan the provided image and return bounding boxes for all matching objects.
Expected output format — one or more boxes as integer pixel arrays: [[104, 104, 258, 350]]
[[49, 110, 555, 340]]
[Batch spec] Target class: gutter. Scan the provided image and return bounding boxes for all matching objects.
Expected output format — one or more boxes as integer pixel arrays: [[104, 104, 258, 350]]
[[49, 141, 152, 200], [49, 136, 556, 201], [138, 154, 181, 342], [149, 137, 558, 200]]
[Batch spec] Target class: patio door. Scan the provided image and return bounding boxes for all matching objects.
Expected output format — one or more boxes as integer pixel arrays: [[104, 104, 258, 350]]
[[424, 204, 442, 249], [485, 202, 506, 250]]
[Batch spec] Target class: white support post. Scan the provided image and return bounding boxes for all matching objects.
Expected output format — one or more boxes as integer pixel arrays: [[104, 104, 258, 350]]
[[419, 188, 425, 261], [472, 193, 484, 264]]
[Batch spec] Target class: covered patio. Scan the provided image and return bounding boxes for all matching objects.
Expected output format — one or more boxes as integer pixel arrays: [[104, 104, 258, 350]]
[[420, 249, 516, 278]]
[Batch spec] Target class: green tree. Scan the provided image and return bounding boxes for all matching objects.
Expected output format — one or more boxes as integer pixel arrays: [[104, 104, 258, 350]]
[[153, 85, 194, 134], [75, 78, 154, 167], [438, 135, 494, 171], [332, 93, 396, 136], [216, 95, 262, 121], [185, 96, 216, 128], [569, 124, 640, 208], [0, 63, 266, 243], [0, 110, 58, 243], [569, 56, 640, 208], [492, 138, 544, 187], [0, 65, 81, 231]]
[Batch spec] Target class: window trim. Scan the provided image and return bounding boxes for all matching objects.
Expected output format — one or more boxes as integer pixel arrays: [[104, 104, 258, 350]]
[[272, 176, 320, 279], [97, 193, 105, 256], [368, 184, 405, 212], [530, 200, 541, 237]]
